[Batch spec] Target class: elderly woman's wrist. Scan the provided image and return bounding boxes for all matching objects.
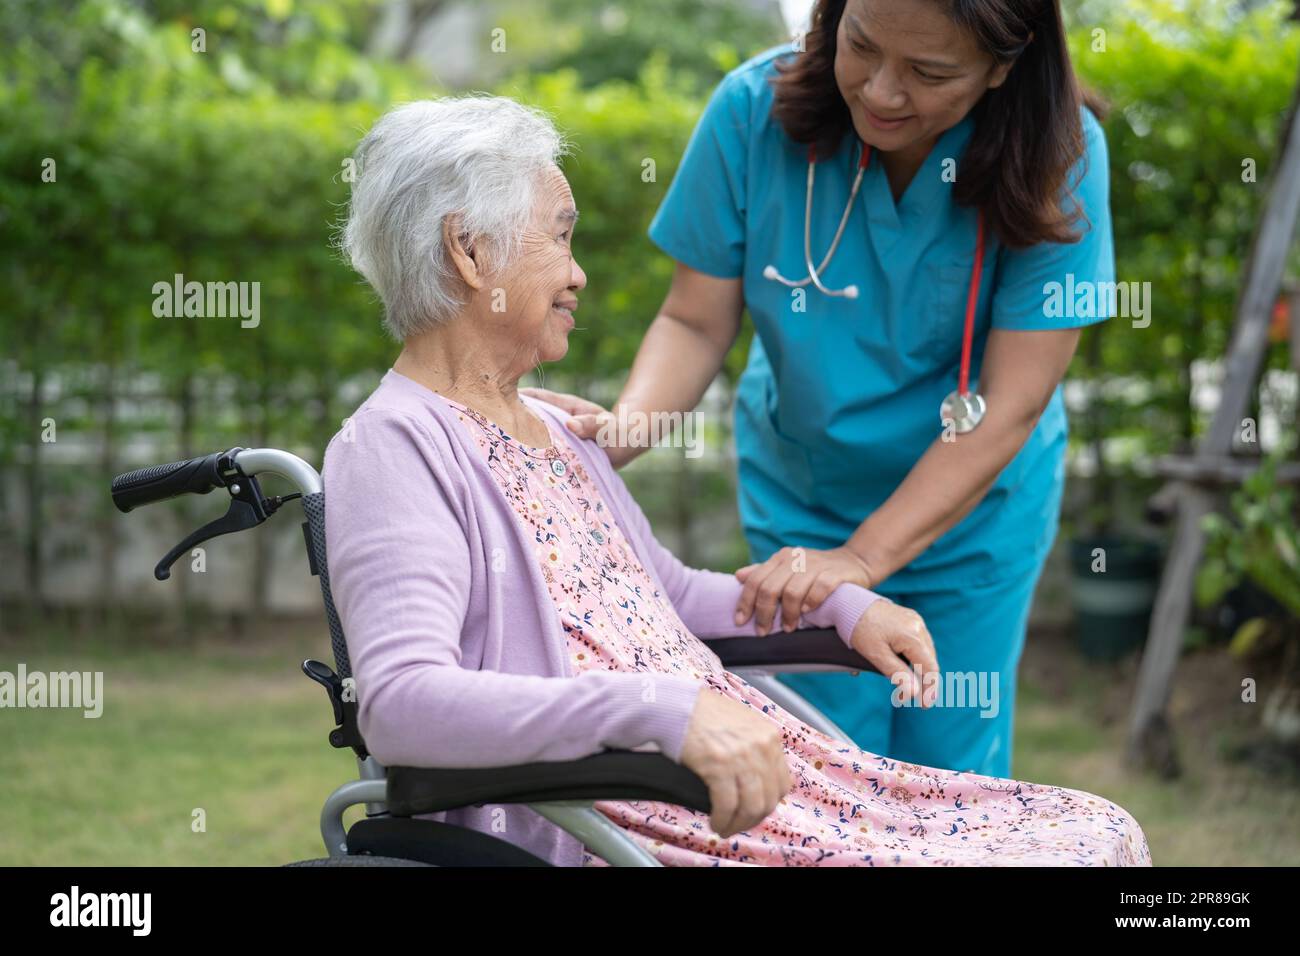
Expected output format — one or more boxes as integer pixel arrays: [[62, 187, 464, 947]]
[[601, 672, 705, 764], [812, 583, 884, 649]]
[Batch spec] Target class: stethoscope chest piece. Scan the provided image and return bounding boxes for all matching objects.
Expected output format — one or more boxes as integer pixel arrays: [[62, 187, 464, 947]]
[[941, 389, 986, 434]]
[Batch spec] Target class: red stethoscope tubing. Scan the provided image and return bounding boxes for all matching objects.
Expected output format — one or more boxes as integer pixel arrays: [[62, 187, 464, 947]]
[[960, 213, 986, 397]]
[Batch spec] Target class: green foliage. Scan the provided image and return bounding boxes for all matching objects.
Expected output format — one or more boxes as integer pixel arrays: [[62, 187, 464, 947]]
[[1, 0, 424, 461], [3, 0, 1300, 591], [1068, 0, 1300, 464], [532, 0, 784, 94], [1198, 451, 1300, 620]]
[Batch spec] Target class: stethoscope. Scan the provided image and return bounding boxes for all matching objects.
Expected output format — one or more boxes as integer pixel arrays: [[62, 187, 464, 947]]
[[763, 141, 988, 433]]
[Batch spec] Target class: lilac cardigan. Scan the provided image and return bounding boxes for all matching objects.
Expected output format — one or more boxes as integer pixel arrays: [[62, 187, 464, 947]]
[[321, 368, 880, 866]]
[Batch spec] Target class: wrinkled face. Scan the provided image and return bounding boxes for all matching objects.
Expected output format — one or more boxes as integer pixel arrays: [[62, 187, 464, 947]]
[[487, 163, 586, 367], [833, 0, 1012, 156]]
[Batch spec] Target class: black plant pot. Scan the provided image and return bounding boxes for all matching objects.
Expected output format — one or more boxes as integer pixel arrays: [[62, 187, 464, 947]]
[[1068, 536, 1163, 662]]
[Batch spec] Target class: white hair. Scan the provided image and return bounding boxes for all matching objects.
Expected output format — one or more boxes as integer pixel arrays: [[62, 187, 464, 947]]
[[338, 96, 569, 341]]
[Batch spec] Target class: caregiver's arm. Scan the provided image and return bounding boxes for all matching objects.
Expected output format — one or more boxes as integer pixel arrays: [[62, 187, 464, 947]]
[[853, 327, 1082, 577], [736, 327, 1082, 632], [526, 261, 743, 468]]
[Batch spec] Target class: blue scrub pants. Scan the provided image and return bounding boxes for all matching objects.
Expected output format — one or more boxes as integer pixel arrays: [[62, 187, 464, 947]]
[[766, 554, 1049, 780]]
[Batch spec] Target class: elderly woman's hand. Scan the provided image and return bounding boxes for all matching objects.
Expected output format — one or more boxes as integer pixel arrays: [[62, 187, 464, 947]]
[[847, 599, 941, 708], [679, 689, 793, 838], [518, 387, 639, 468]]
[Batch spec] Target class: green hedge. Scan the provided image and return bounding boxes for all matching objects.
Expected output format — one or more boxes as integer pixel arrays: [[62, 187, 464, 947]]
[[2, 0, 1298, 598]]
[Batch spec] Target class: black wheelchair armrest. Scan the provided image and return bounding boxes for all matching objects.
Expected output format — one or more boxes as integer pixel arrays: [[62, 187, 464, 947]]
[[700, 627, 878, 673], [385, 750, 712, 817]]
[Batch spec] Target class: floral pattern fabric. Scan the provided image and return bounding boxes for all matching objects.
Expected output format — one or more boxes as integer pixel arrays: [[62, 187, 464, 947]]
[[444, 396, 1152, 867]]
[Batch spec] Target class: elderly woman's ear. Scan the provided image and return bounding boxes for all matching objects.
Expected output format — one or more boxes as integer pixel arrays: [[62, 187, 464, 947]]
[[442, 213, 487, 291]]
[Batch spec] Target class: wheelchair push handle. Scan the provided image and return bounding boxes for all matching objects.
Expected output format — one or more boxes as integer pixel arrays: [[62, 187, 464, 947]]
[[109, 446, 322, 581], [111, 449, 238, 513]]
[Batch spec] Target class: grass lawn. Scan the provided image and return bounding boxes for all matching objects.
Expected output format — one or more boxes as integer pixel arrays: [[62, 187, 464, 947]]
[[2, 612, 1297, 866], [1, 616, 360, 866], [1014, 623, 1300, 866]]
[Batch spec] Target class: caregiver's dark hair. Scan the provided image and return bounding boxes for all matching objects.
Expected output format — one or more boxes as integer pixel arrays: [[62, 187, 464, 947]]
[[771, 0, 1106, 249]]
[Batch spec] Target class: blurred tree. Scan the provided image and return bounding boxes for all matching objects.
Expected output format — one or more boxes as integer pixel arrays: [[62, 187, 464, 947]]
[[532, 0, 784, 93], [1068, 0, 1300, 532]]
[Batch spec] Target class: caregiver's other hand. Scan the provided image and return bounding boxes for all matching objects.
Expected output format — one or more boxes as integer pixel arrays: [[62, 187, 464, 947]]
[[734, 545, 875, 635], [849, 599, 941, 708], [680, 689, 792, 838], [518, 387, 637, 468]]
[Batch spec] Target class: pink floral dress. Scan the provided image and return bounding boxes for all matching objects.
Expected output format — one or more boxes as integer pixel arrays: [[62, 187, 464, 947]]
[[444, 396, 1152, 867]]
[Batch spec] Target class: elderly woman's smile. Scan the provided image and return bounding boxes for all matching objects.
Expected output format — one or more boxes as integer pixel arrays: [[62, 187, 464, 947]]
[[492, 163, 586, 364]]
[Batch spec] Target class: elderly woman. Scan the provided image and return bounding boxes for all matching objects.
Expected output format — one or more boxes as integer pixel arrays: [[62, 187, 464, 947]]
[[323, 96, 1151, 867]]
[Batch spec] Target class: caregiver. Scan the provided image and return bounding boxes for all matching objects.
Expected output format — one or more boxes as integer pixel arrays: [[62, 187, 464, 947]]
[[527, 0, 1113, 778]]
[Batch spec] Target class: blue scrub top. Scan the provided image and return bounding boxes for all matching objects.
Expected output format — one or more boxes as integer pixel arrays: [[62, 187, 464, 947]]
[[648, 45, 1115, 593]]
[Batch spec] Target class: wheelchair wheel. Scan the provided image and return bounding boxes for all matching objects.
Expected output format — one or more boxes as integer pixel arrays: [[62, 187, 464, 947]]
[[284, 855, 433, 867]]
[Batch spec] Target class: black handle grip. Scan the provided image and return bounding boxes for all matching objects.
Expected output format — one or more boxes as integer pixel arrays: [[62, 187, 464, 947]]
[[110, 452, 227, 513]]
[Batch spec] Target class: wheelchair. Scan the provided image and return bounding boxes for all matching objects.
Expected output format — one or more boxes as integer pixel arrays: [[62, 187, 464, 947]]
[[111, 444, 880, 867]]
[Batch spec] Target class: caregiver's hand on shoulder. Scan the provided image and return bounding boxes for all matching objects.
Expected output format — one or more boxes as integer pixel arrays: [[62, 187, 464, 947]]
[[734, 545, 874, 635], [680, 689, 792, 838], [849, 599, 941, 708], [517, 387, 636, 468]]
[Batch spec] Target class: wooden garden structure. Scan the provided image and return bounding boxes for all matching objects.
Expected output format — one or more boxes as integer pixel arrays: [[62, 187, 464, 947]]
[[1127, 61, 1300, 774]]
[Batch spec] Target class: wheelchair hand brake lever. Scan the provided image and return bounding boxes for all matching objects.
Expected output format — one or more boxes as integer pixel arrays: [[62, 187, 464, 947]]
[[154, 475, 273, 580]]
